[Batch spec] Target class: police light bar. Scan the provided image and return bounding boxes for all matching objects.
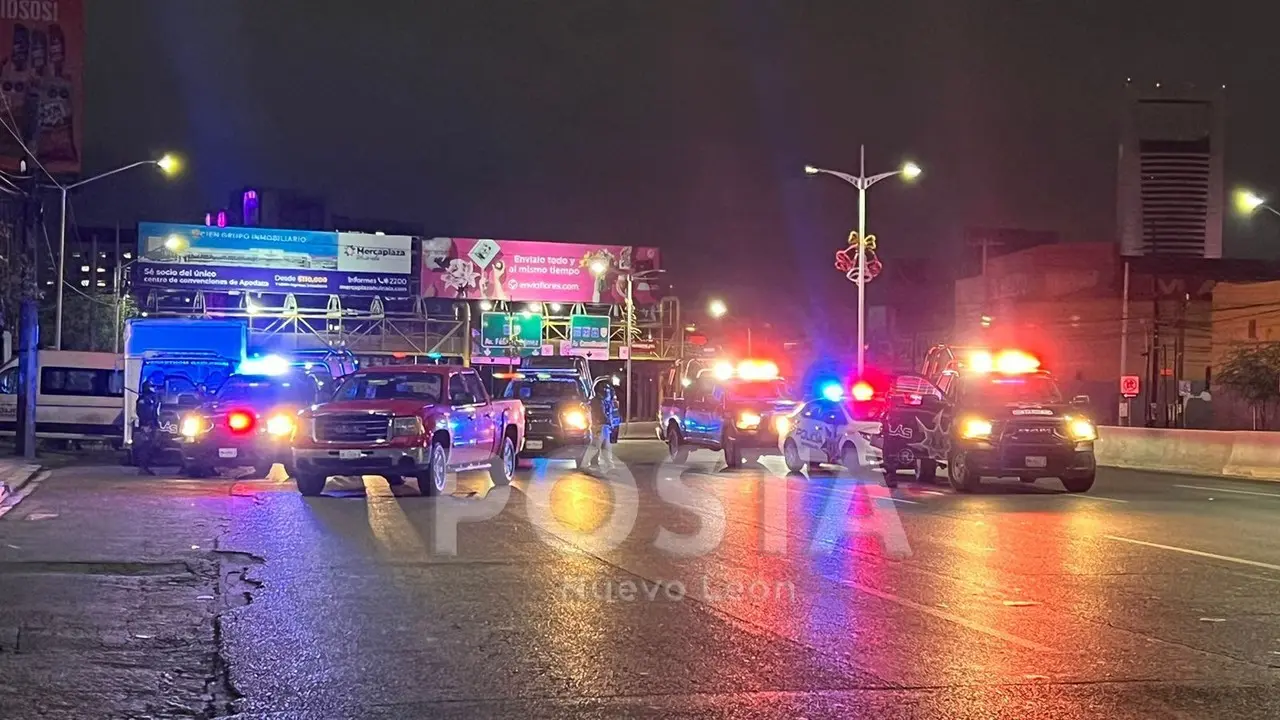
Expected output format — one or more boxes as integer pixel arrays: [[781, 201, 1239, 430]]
[[238, 354, 290, 376], [736, 360, 779, 381], [851, 380, 875, 402], [968, 349, 1040, 375]]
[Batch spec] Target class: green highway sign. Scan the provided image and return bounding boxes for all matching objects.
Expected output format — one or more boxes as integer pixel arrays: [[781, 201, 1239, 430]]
[[479, 312, 544, 356], [569, 315, 610, 353]]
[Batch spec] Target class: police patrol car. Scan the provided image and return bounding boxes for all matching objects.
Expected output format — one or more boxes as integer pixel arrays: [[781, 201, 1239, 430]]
[[777, 381, 883, 477]]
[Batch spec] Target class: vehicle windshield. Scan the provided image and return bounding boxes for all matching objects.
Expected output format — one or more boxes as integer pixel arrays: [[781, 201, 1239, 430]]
[[504, 380, 583, 400], [214, 375, 319, 406], [962, 374, 1063, 404], [729, 379, 790, 401], [334, 372, 444, 404]]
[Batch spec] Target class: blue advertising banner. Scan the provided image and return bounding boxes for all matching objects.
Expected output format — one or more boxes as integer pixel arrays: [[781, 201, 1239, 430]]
[[134, 222, 415, 296]]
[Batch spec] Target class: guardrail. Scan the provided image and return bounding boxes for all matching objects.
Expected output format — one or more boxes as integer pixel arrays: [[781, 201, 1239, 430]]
[[1096, 427, 1280, 481]]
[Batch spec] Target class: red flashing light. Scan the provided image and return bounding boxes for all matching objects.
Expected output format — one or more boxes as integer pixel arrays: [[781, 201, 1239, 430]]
[[851, 380, 875, 402], [227, 410, 255, 434]]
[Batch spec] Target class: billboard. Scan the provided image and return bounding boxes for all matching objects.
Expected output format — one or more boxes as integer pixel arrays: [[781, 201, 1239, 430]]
[[0, 0, 84, 174], [422, 237, 661, 304], [133, 222, 415, 296]]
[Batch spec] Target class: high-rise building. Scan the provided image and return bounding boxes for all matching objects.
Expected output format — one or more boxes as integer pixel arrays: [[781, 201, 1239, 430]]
[[1117, 82, 1226, 258]]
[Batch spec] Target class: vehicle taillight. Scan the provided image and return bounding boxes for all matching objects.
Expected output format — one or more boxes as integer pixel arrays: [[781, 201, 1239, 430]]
[[227, 410, 255, 434]]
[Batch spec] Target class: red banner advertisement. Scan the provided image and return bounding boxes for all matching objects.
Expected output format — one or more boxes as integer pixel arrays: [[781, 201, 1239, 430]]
[[0, 0, 84, 174], [421, 237, 662, 304]]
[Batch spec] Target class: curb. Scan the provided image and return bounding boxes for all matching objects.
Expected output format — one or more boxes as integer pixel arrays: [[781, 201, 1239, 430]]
[[0, 463, 42, 505]]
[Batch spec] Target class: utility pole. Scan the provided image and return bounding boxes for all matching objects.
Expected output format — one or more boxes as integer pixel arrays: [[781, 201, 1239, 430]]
[[14, 88, 42, 459]]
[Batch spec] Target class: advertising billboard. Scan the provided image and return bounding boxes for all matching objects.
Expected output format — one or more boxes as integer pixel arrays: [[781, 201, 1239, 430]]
[[0, 0, 84, 174], [133, 222, 415, 296], [422, 237, 661, 304]]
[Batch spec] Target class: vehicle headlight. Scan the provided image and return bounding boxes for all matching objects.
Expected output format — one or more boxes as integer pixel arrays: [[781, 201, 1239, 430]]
[[390, 416, 425, 438], [736, 411, 762, 430], [266, 414, 294, 437], [960, 417, 993, 439], [180, 415, 207, 438], [1068, 418, 1097, 441], [562, 408, 589, 431], [774, 415, 791, 435]]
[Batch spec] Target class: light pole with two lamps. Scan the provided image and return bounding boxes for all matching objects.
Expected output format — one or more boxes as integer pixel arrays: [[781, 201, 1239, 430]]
[[805, 147, 921, 376], [590, 258, 664, 423], [54, 153, 181, 349]]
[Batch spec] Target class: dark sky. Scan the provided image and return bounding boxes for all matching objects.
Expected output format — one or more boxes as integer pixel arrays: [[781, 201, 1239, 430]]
[[77, 0, 1280, 316]]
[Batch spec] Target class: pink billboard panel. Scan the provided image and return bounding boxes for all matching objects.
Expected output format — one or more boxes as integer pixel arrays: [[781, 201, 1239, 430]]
[[421, 237, 662, 304]]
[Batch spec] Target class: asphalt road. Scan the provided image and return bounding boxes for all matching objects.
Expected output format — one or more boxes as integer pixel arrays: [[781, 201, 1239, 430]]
[[3, 440, 1280, 718]]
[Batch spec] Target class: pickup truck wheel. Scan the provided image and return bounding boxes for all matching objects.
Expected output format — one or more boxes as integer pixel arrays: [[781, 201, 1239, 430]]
[[418, 442, 449, 497], [783, 439, 806, 473], [947, 453, 980, 493], [490, 435, 516, 486], [1061, 473, 1095, 493], [667, 426, 689, 463], [723, 433, 741, 469], [295, 473, 327, 496]]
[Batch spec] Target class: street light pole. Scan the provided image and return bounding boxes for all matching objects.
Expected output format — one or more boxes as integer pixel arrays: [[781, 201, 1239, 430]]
[[625, 273, 633, 422], [805, 148, 920, 377], [53, 155, 179, 350]]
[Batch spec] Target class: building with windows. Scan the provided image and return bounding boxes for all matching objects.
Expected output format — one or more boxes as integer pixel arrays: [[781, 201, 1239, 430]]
[[1117, 82, 1226, 259]]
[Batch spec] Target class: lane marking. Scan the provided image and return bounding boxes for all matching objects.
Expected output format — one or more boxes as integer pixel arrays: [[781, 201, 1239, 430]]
[[0, 471, 49, 521], [1106, 535, 1280, 572], [1062, 493, 1128, 504], [845, 580, 1059, 653], [1174, 484, 1280, 499]]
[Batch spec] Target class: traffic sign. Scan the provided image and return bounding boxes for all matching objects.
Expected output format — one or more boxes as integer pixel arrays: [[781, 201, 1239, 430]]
[[1120, 375, 1141, 397], [479, 312, 543, 356], [569, 315, 610, 353]]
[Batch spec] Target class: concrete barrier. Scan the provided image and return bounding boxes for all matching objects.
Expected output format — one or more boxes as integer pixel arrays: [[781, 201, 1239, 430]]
[[1097, 426, 1280, 481]]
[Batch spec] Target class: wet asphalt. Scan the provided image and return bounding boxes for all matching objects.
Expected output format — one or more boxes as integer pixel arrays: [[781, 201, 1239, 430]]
[[2, 440, 1280, 718]]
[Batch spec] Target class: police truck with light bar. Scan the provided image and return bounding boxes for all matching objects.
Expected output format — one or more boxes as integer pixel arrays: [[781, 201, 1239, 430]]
[[877, 347, 1097, 493]]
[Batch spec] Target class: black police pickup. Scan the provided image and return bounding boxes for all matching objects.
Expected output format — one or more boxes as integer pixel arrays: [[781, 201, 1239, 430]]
[[878, 363, 1097, 493], [502, 370, 595, 464], [179, 372, 321, 478]]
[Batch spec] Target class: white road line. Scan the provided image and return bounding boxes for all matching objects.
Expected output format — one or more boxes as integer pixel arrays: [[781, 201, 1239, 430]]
[[1063, 493, 1129, 504], [0, 471, 49, 521], [845, 580, 1059, 653], [1106, 535, 1280, 572], [1174, 484, 1280, 499]]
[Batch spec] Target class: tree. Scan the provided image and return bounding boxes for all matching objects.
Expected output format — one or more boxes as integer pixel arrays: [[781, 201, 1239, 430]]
[[1215, 343, 1280, 430], [38, 290, 137, 352]]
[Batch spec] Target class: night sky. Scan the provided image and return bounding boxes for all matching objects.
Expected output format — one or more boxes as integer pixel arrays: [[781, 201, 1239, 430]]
[[76, 0, 1280, 317]]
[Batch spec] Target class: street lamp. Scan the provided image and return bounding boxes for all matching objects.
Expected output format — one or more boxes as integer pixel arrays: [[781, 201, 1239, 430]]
[[1235, 188, 1280, 218], [54, 153, 181, 350], [590, 260, 665, 422], [708, 298, 727, 318], [805, 146, 921, 376]]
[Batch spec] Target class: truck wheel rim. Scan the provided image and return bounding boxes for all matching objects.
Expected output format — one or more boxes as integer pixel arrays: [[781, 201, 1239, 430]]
[[432, 447, 447, 492], [503, 439, 515, 478]]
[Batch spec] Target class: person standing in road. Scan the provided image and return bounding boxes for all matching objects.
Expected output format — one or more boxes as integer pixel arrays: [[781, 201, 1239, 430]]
[[581, 378, 615, 472], [134, 372, 164, 475]]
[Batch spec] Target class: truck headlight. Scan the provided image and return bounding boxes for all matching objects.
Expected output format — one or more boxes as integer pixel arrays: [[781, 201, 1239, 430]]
[[266, 414, 295, 437], [960, 417, 993, 440], [390, 416, 425, 438], [562, 408, 588, 431], [1068, 418, 1097, 441], [180, 415, 207, 438], [736, 411, 762, 430]]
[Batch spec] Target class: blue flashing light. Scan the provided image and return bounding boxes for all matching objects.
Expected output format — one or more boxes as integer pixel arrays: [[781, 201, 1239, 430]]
[[238, 354, 290, 376], [427, 352, 442, 360], [820, 382, 844, 402]]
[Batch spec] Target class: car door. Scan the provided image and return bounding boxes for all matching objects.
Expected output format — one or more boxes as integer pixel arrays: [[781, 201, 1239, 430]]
[[683, 377, 716, 442], [461, 370, 496, 461], [882, 373, 946, 464], [793, 401, 829, 463], [821, 402, 852, 461], [447, 372, 480, 465]]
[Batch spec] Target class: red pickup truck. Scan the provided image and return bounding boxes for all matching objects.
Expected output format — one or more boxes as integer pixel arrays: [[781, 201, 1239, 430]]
[[289, 365, 524, 496]]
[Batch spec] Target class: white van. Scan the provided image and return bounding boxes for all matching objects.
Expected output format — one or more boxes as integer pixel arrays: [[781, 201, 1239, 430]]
[[0, 351, 126, 441]]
